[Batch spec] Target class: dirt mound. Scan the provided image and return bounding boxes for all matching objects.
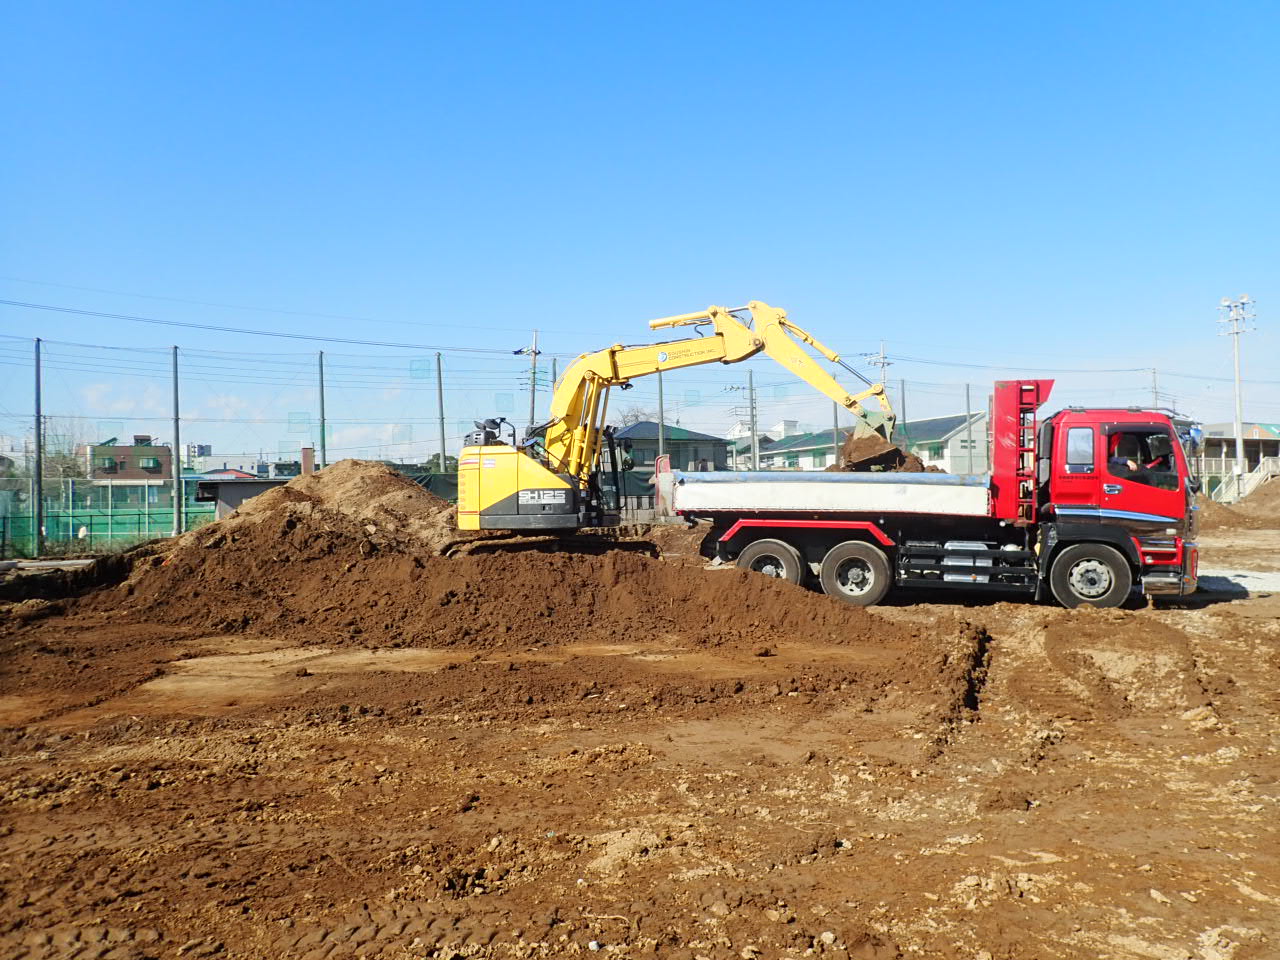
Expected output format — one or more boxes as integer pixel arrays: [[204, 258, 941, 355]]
[[827, 432, 939, 473], [1197, 493, 1279, 532], [1235, 476, 1280, 523], [1198, 475, 1280, 532], [81, 459, 924, 652], [642, 521, 714, 561], [1198, 496, 1251, 531], [98, 526, 917, 650], [200, 458, 465, 553]]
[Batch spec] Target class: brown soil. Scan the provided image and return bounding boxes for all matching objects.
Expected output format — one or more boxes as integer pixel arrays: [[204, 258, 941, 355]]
[[1197, 480, 1280, 532], [640, 522, 716, 564], [1235, 476, 1280, 522], [2, 461, 1279, 960], [828, 433, 939, 473]]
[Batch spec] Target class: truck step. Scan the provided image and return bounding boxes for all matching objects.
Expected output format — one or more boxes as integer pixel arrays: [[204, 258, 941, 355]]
[[900, 544, 1034, 562], [896, 576, 1036, 593]]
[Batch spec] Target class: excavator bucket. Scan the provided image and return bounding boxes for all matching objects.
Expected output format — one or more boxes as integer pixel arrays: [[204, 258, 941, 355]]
[[832, 414, 905, 472]]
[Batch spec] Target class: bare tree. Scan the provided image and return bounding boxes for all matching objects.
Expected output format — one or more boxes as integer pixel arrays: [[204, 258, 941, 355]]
[[41, 417, 95, 479], [618, 406, 657, 427]]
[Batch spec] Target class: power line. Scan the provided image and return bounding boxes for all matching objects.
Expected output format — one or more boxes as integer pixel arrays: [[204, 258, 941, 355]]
[[0, 275, 575, 335], [0, 299, 542, 356]]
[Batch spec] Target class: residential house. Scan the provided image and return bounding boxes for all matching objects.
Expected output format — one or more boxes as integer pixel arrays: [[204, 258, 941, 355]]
[[1201, 422, 1280, 472], [725, 418, 798, 469], [1200, 422, 1280, 500], [190, 455, 304, 479], [615, 421, 730, 483], [196, 468, 259, 481], [83, 435, 175, 506], [755, 412, 990, 472], [728, 434, 776, 470], [897, 412, 988, 473], [758, 430, 846, 470]]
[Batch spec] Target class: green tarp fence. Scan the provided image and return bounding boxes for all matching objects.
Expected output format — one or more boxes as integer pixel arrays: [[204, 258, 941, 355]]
[[0, 469, 656, 558], [404, 472, 458, 501], [1, 505, 217, 559]]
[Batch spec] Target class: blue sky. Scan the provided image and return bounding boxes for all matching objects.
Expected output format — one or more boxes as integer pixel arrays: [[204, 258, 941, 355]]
[[2, 1, 1277, 464]]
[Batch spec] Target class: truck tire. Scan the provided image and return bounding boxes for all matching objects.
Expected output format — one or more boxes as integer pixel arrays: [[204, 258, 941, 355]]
[[1048, 543, 1133, 609], [819, 541, 891, 607], [735, 538, 806, 585]]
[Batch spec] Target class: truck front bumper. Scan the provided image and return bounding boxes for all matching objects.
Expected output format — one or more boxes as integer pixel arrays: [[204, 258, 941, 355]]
[[1141, 543, 1198, 597]]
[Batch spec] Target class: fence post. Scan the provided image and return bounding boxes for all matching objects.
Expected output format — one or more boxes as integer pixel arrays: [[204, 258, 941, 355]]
[[435, 352, 446, 473], [33, 337, 44, 557], [172, 345, 182, 536]]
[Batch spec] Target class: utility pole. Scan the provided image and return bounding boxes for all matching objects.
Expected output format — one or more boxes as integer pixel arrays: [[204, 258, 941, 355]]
[[33, 338, 43, 557], [657, 368, 665, 462], [1219, 296, 1254, 480], [832, 402, 840, 466], [899, 378, 908, 447], [551, 357, 558, 389], [964, 383, 974, 474], [749, 369, 759, 471], [318, 351, 327, 468], [1150, 368, 1159, 410], [527, 329, 539, 431], [435, 352, 447, 473], [869, 341, 891, 383], [870, 341, 899, 447], [171, 346, 182, 537]]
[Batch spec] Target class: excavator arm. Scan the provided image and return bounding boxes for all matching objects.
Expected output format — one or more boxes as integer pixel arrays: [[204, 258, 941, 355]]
[[540, 301, 895, 483]]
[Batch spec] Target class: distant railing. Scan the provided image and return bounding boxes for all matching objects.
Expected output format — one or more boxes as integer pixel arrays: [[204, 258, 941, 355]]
[[1209, 456, 1280, 503]]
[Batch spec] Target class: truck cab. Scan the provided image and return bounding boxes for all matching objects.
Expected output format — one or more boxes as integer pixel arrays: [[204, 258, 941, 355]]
[[1039, 406, 1198, 603]]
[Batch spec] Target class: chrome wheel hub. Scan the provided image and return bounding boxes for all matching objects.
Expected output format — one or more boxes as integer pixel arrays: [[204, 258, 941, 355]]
[[750, 555, 786, 578], [1069, 559, 1112, 598], [836, 558, 874, 596]]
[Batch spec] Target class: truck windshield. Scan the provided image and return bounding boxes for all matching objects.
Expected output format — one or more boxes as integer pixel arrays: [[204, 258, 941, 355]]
[[1106, 429, 1179, 491]]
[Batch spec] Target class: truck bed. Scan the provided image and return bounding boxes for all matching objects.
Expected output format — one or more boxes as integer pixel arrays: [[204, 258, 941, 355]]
[[670, 470, 992, 517]]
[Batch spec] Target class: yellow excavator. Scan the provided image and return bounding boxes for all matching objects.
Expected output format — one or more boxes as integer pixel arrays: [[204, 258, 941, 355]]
[[457, 301, 897, 532]]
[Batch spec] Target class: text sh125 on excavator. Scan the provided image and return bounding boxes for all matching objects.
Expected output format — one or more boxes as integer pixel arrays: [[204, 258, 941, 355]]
[[457, 301, 896, 532]]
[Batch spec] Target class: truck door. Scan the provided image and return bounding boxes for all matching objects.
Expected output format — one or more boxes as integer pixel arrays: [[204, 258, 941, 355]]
[[1051, 422, 1099, 510], [1099, 425, 1185, 533]]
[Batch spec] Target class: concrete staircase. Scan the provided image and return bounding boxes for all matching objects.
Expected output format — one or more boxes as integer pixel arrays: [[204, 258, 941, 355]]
[[1213, 456, 1280, 503]]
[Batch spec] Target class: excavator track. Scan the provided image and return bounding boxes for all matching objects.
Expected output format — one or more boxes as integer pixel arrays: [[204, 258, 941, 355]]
[[443, 533, 659, 559]]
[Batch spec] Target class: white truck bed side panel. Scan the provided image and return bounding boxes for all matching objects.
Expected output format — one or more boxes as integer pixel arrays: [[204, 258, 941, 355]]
[[671, 471, 991, 517]]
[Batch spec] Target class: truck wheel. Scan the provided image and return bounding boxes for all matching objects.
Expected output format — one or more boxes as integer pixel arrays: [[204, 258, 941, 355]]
[[1049, 543, 1133, 609], [735, 538, 806, 585], [819, 541, 891, 607]]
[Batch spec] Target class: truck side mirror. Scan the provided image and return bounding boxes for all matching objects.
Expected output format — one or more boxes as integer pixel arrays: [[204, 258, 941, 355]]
[[1188, 478, 1201, 495], [621, 439, 633, 452]]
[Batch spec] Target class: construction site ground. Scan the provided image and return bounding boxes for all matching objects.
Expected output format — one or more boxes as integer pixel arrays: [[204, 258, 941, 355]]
[[2, 464, 1278, 960]]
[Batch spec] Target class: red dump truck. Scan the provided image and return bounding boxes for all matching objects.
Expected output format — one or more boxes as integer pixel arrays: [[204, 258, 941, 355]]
[[660, 379, 1199, 608]]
